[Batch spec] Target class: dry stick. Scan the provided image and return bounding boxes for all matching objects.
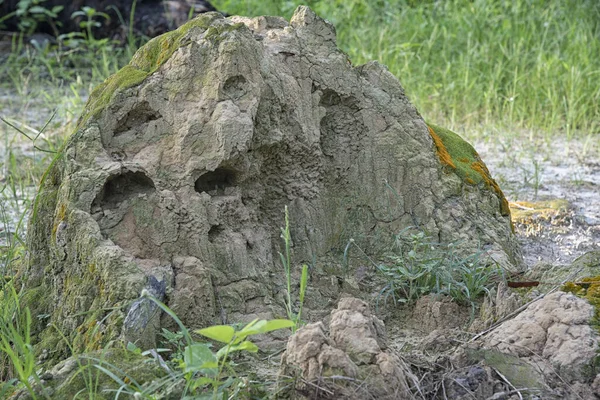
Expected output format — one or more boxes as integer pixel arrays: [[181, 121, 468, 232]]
[[469, 267, 583, 343], [410, 371, 427, 400], [451, 378, 478, 400], [348, 372, 370, 397], [441, 378, 448, 400], [301, 378, 334, 396], [508, 202, 535, 211], [492, 367, 523, 400]]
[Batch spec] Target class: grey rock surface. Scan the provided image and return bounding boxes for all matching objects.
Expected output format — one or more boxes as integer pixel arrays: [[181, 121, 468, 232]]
[[24, 6, 520, 354]]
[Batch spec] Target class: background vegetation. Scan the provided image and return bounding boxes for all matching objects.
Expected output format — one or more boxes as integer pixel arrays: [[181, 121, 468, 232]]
[[213, 0, 600, 137], [2, 0, 599, 138]]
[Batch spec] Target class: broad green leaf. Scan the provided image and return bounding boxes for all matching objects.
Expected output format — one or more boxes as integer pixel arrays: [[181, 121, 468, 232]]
[[199, 361, 218, 369], [183, 343, 216, 373], [230, 340, 259, 353], [262, 319, 294, 333], [28, 6, 47, 13], [196, 325, 235, 343], [216, 341, 258, 359]]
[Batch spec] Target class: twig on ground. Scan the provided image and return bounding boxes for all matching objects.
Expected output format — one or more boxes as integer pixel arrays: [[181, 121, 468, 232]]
[[492, 367, 523, 400]]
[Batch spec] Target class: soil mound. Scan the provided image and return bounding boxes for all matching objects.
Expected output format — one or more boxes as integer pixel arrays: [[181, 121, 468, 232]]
[[23, 6, 520, 357]]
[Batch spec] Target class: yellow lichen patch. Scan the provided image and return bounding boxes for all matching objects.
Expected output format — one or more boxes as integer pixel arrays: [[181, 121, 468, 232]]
[[510, 199, 569, 222], [427, 123, 510, 216], [562, 276, 600, 331], [510, 199, 571, 237], [427, 125, 456, 169]]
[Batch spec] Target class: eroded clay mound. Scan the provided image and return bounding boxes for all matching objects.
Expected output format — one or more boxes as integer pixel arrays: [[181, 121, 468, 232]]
[[279, 297, 416, 399], [483, 291, 599, 383], [25, 7, 521, 353]]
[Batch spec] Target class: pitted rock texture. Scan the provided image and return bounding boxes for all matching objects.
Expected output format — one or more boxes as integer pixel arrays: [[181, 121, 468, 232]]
[[279, 297, 415, 399], [25, 6, 520, 354], [484, 291, 599, 383]]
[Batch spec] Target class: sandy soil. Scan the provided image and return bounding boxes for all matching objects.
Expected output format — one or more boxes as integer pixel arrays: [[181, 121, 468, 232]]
[[472, 133, 600, 267]]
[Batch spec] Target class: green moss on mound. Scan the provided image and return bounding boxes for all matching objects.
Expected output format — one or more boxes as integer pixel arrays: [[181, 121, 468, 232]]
[[79, 12, 235, 126], [427, 123, 510, 216]]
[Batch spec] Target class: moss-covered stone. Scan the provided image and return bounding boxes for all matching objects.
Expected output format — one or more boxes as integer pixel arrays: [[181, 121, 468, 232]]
[[427, 123, 510, 216], [79, 12, 225, 126]]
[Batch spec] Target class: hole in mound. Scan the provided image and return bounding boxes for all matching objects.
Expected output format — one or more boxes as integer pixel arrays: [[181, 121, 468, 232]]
[[208, 225, 223, 243], [319, 89, 341, 106], [114, 101, 161, 136], [319, 91, 362, 160], [94, 170, 156, 209], [195, 168, 237, 196], [91, 170, 160, 259], [222, 75, 248, 101]]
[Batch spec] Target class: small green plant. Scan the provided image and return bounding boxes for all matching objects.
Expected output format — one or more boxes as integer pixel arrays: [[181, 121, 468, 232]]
[[70, 6, 111, 50], [193, 318, 294, 397], [279, 206, 309, 333], [345, 228, 502, 314], [99, 291, 294, 399], [519, 157, 544, 199], [160, 327, 186, 361], [9, 0, 64, 35]]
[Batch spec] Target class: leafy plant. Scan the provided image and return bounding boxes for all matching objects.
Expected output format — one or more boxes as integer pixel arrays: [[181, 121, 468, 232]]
[[101, 291, 294, 399], [70, 6, 111, 50], [192, 318, 294, 398], [279, 206, 309, 332], [346, 228, 502, 314], [12, 0, 64, 35], [0, 278, 49, 399]]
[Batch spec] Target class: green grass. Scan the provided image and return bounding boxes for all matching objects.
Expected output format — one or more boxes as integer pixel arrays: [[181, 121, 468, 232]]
[[344, 228, 502, 318], [214, 0, 600, 138]]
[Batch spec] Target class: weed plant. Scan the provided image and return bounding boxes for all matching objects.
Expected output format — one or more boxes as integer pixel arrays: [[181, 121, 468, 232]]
[[346, 228, 502, 314], [214, 0, 600, 137], [0, 278, 46, 399], [105, 292, 295, 399], [279, 206, 309, 332]]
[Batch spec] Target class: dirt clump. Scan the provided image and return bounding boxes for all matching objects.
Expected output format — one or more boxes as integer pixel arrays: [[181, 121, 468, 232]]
[[279, 297, 416, 399]]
